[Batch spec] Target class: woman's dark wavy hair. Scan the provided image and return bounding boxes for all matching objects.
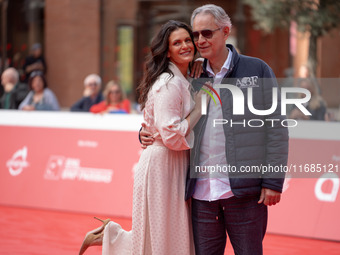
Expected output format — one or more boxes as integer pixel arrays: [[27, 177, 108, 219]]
[[137, 20, 197, 110], [28, 70, 48, 90]]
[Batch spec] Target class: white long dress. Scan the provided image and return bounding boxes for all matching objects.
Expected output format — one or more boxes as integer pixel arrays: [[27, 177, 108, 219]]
[[102, 62, 195, 255]]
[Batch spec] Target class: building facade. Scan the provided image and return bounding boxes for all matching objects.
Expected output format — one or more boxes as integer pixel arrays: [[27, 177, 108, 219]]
[[1, 0, 339, 108]]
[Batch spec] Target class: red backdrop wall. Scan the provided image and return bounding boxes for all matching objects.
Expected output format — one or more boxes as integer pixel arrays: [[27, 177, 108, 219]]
[[1, 111, 339, 241]]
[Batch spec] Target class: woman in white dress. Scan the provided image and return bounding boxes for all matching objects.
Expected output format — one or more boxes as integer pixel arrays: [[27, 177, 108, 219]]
[[79, 20, 206, 255]]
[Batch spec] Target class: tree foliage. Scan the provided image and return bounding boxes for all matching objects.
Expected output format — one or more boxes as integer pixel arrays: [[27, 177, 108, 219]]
[[243, 0, 340, 36], [243, 0, 340, 73]]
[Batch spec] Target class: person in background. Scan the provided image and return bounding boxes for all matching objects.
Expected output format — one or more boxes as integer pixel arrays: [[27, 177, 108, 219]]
[[289, 78, 328, 121], [0, 67, 29, 109], [22, 43, 47, 82], [0, 80, 4, 98], [298, 63, 322, 94], [19, 71, 59, 111], [70, 74, 103, 112], [90, 80, 130, 114]]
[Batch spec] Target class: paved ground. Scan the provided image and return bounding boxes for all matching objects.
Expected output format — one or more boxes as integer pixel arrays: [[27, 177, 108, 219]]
[[0, 205, 339, 255]]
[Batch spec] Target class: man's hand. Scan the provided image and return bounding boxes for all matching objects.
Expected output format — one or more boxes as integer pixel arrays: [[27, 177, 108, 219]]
[[258, 188, 281, 206], [4, 83, 15, 92], [83, 87, 92, 97], [190, 58, 204, 78], [26, 62, 44, 73], [289, 108, 309, 120], [140, 123, 154, 149]]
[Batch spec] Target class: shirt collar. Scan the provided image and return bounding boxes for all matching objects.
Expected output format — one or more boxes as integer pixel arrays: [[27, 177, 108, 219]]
[[206, 48, 232, 77]]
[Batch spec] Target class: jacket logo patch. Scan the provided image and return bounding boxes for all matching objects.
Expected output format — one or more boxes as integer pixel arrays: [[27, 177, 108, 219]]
[[236, 76, 259, 88]]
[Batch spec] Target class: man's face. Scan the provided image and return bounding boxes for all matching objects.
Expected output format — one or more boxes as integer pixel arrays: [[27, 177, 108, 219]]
[[192, 13, 228, 62], [33, 48, 42, 58], [1, 72, 10, 86], [86, 80, 100, 95]]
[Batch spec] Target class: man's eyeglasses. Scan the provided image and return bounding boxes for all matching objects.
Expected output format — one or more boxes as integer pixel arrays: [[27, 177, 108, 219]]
[[192, 28, 221, 41]]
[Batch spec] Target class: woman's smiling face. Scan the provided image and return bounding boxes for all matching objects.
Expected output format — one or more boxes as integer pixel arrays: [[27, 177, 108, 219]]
[[167, 28, 195, 67]]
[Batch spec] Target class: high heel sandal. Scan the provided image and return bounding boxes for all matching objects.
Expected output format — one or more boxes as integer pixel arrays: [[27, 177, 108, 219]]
[[79, 217, 111, 255]]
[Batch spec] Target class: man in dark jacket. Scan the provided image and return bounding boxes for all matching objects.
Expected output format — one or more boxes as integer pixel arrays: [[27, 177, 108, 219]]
[[141, 4, 288, 255], [0, 68, 29, 109], [186, 4, 288, 255], [140, 4, 288, 254], [0, 81, 3, 98], [22, 43, 47, 83], [70, 74, 103, 112]]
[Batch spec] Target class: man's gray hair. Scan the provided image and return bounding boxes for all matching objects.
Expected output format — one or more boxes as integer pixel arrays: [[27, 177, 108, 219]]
[[3, 67, 19, 84], [84, 74, 102, 88], [191, 4, 232, 30]]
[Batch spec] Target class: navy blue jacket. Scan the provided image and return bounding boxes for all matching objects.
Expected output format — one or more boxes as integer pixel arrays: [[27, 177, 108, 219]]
[[70, 93, 103, 112], [185, 44, 289, 200]]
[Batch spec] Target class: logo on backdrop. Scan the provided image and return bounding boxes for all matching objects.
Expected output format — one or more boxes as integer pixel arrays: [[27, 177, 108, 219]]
[[6, 146, 29, 176], [315, 172, 339, 202], [44, 155, 114, 183], [44, 156, 65, 180]]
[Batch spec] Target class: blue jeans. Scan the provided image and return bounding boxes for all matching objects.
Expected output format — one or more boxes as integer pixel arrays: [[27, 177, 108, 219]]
[[192, 196, 267, 255]]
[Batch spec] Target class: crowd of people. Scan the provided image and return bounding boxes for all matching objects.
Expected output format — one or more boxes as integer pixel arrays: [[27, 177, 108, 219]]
[[0, 17, 333, 120], [0, 43, 132, 114]]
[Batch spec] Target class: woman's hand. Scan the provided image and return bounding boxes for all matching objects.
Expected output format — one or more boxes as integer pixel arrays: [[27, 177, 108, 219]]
[[22, 105, 35, 111]]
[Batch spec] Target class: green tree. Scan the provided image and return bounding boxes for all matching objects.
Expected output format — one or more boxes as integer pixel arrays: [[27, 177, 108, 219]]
[[243, 0, 340, 74]]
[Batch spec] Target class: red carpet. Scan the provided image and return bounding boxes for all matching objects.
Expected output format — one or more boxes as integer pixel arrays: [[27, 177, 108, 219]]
[[0, 205, 339, 254]]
